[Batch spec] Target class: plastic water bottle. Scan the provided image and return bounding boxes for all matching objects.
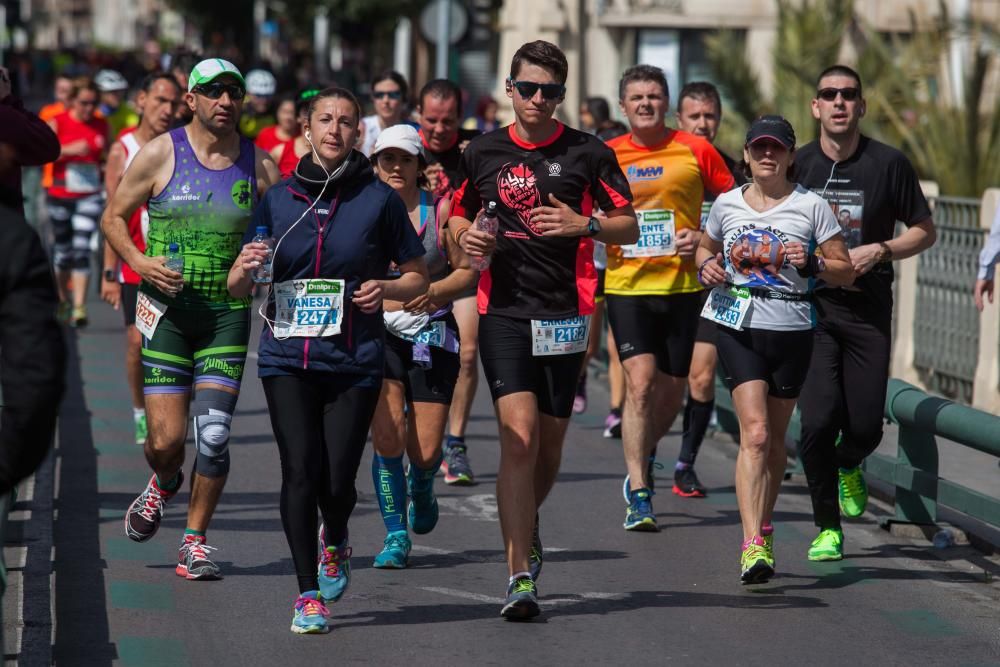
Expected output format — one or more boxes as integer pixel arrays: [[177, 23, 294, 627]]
[[251, 225, 275, 283], [932, 529, 955, 549], [469, 201, 498, 272], [165, 242, 184, 274]]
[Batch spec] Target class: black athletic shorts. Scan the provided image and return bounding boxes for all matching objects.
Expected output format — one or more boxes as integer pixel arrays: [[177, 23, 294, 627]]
[[694, 290, 717, 345], [478, 313, 585, 418], [122, 282, 139, 327], [595, 269, 606, 302], [383, 314, 460, 405], [606, 292, 701, 377], [716, 326, 814, 399]]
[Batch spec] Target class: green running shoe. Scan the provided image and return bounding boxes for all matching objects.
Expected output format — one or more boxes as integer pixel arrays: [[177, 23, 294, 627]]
[[763, 533, 775, 567], [134, 413, 148, 446], [740, 537, 775, 584], [529, 513, 543, 581], [838, 467, 868, 517], [373, 530, 411, 569], [807, 528, 844, 561], [501, 576, 540, 621]]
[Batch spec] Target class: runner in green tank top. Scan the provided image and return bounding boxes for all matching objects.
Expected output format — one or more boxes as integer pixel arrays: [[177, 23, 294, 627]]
[[101, 59, 280, 580]]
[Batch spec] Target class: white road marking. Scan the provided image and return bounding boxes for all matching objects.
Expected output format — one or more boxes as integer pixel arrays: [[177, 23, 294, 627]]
[[419, 586, 504, 604], [421, 585, 624, 607], [436, 494, 499, 522]]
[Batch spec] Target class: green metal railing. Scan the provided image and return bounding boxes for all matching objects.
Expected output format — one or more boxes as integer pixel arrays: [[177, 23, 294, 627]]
[[862, 378, 1000, 528], [912, 196, 982, 404], [712, 377, 1000, 529]]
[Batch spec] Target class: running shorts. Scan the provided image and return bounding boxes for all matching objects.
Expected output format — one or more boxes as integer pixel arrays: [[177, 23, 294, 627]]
[[122, 283, 139, 327], [478, 313, 585, 418], [595, 268, 606, 303], [47, 193, 104, 272], [694, 290, 718, 345], [606, 292, 701, 377], [715, 326, 814, 399], [142, 306, 250, 394], [384, 314, 460, 405]]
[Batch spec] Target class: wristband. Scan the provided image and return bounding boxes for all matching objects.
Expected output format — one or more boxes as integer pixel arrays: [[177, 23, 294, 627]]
[[795, 253, 825, 277], [454, 225, 471, 244], [878, 241, 893, 263]]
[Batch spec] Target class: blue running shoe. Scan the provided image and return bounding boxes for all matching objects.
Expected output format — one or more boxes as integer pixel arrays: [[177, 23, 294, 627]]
[[290, 591, 330, 634], [373, 530, 411, 569], [501, 576, 540, 621], [621, 454, 664, 502], [317, 525, 351, 602], [407, 466, 439, 535], [623, 488, 659, 532], [529, 513, 543, 582]]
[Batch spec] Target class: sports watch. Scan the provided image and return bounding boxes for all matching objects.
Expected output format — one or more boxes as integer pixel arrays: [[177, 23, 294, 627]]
[[586, 216, 602, 237]]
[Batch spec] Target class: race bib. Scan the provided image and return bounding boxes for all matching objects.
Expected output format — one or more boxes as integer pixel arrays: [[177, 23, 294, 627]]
[[532, 316, 590, 356], [274, 279, 345, 338], [400, 320, 446, 347], [621, 209, 675, 258], [65, 163, 101, 194], [700, 286, 751, 331], [135, 292, 167, 340]]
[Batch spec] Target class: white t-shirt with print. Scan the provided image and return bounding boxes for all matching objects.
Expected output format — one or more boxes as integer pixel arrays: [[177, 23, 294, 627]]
[[360, 115, 382, 156], [704, 184, 842, 331]]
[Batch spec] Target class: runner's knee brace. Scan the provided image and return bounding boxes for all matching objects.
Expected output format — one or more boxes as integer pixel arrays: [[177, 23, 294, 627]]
[[192, 389, 237, 478]]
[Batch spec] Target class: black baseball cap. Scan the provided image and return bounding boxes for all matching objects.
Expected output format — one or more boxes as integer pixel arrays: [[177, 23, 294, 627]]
[[745, 115, 796, 150]]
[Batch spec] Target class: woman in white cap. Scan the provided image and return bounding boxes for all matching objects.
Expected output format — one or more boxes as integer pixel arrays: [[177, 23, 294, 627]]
[[367, 124, 476, 568], [695, 115, 854, 585]]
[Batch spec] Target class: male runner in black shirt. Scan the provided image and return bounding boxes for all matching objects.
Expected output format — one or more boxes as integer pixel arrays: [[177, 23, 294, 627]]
[[451, 40, 637, 620], [795, 65, 936, 562]]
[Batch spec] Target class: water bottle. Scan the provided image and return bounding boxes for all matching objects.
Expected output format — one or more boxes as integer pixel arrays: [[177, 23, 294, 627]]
[[932, 529, 955, 549], [469, 201, 498, 272], [251, 225, 275, 283], [165, 242, 184, 274]]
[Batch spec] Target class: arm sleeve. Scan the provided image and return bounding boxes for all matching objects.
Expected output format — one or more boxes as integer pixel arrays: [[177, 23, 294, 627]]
[[383, 191, 426, 266], [0, 97, 61, 167], [450, 144, 481, 221], [978, 204, 1000, 281], [0, 215, 66, 495], [890, 153, 933, 227], [704, 196, 727, 242], [591, 143, 633, 212], [813, 195, 843, 245], [696, 141, 736, 197]]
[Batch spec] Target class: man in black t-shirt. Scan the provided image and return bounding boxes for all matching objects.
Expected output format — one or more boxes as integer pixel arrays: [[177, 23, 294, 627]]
[[795, 65, 936, 563], [673, 81, 746, 499], [417, 79, 483, 487], [450, 40, 637, 620]]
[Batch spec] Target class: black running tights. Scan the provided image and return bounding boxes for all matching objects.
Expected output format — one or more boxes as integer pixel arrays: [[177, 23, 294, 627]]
[[262, 375, 379, 593]]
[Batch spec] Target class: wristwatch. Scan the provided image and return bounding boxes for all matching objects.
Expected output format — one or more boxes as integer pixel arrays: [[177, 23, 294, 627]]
[[586, 216, 602, 237], [877, 242, 893, 263], [103, 269, 116, 282]]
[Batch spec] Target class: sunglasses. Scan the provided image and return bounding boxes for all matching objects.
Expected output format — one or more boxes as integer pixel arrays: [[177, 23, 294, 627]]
[[373, 90, 402, 100], [817, 87, 860, 102], [508, 79, 566, 101], [194, 82, 246, 101]]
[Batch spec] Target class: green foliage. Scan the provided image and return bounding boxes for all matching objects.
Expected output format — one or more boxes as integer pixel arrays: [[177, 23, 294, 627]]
[[705, 0, 1000, 196]]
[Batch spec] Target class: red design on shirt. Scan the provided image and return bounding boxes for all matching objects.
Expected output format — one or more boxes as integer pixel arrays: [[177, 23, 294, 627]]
[[497, 163, 541, 235]]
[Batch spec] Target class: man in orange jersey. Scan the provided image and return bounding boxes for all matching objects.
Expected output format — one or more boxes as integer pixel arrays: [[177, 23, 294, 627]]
[[604, 65, 734, 531]]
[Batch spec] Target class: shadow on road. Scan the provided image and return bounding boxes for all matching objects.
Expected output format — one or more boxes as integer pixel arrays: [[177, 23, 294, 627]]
[[53, 331, 116, 666]]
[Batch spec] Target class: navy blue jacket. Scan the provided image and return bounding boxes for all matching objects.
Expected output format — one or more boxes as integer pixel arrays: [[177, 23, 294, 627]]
[[250, 151, 425, 382]]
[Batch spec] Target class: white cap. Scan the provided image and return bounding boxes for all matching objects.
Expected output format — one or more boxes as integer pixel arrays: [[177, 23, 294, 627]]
[[95, 69, 128, 92], [372, 124, 423, 158], [245, 69, 277, 96], [188, 58, 245, 92]]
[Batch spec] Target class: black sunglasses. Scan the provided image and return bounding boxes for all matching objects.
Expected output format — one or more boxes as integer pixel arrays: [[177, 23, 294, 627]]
[[373, 90, 402, 100], [817, 87, 860, 102], [508, 79, 566, 101], [194, 82, 246, 101]]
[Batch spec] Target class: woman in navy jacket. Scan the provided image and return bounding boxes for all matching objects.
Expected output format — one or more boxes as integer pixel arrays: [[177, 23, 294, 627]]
[[228, 87, 428, 635]]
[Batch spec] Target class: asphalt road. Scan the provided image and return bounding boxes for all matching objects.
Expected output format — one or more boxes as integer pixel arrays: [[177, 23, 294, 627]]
[[50, 295, 1000, 666]]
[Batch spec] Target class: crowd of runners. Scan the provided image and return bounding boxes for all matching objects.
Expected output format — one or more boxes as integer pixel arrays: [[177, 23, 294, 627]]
[[5, 35, 937, 632]]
